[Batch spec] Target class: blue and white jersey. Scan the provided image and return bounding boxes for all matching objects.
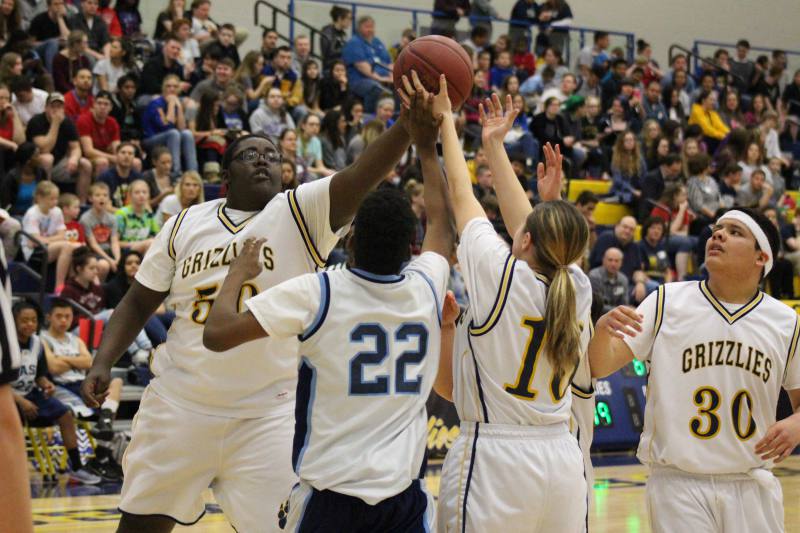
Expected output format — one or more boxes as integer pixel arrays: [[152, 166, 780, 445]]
[[245, 252, 449, 505], [12, 334, 42, 395], [452, 218, 593, 426]]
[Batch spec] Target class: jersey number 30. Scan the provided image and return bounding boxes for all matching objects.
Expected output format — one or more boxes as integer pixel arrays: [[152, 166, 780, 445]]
[[349, 323, 428, 395]]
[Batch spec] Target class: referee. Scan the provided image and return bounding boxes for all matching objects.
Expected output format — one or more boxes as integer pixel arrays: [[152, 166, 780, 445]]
[[0, 246, 33, 533]]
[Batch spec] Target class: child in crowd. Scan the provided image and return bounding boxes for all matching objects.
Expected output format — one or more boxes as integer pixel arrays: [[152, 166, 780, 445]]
[[490, 50, 514, 90], [21, 181, 81, 293], [79, 182, 120, 275], [10, 301, 101, 485], [116, 180, 161, 255]]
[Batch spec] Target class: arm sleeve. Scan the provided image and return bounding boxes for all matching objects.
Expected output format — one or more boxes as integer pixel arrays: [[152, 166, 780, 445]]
[[134, 212, 180, 292], [245, 273, 321, 339], [456, 217, 515, 327], [784, 317, 800, 390], [621, 288, 660, 362], [289, 176, 350, 266]]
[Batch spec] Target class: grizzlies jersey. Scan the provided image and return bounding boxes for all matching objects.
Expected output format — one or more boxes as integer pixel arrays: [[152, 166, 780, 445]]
[[625, 281, 800, 474], [135, 177, 346, 418], [452, 218, 593, 426], [12, 334, 42, 395], [245, 252, 449, 504]]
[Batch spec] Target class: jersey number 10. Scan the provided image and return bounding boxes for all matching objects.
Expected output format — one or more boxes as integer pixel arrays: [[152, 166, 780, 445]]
[[349, 323, 428, 395]]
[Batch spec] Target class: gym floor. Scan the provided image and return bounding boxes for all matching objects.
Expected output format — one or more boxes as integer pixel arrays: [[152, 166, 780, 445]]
[[29, 455, 800, 532]]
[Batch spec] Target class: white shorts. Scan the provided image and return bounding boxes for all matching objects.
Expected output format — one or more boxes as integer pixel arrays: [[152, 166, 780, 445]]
[[646, 465, 784, 533], [438, 421, 587, 533], [119, 387, 297, 532]]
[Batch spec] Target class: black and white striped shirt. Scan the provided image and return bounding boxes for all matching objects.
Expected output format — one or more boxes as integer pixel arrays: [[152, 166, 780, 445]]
[[0, 247, 20, 385]]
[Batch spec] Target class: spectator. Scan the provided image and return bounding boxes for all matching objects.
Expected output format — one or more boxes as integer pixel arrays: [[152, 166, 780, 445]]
[[98, 142, 141, 208], [641, 80, 666, 124], [142, 74, 197, 174], [388, 28, 415, 64], [0, 50, 21, 87], [469, 0, 496, 37], [780, 69, 800, 118], [342, 16, 392, 113], [373, 96, 395, 126], [188, 0, 217, 45], [535, 0, 573, 54], [262, 45, 302, 109], [0, 81, 22, 173], [0, 141, 44, 216], [576, 31, 609, 80], [30, 0, 70, 72], [139, 34, 186, 99], [235, 50, 270, 108], [260, 27, 278, 64], [249, 87, 295, 138], [206, 23, 240, 68], [609, 130, 645, 209], [504, 93, 539, 167], [644, 133, 669, 171], [216, 85, 249, 132], [431, 0, 469, 38], [51, 30, 90, 94], [688, 89, 729, 150], [744, 93, 767, 127], [686, 152, 722, 225], [601, 57, 628, 110], [110, 74, 142, 144], [296, 113, 334, 179], [0, 0, 21, 48], [320, 5, 350, 70], [280, 160, 298, 191], [10, 76, 46, 126], [10, 301, 101, 485], [719, 89, 745, 130], [679, 136, 699, 179], [279, 127, 308, 182], [59, 192, 87, 247], [762, 205, 795, 300], [190, 90, 226, 166], [115, 179, 159, 254], [589, 247, 629, 312], [300, 59, 323, 118], [289, 34, 314, 75], [156, 169, 203, 222], [579, 95, 609, 175], [76, 90, 120, 177], [780, 206, 800, 281], [717, 163, 742, 208], [530, 96, 568, 159], [93, 36, 136, 94], [508, 0, 537, 50], [636, 217, 672, 284], [667, 69, 691, 118], [190, 56, 236, 102], [67, 0, 109, 62], [343, 98, 364, 141], [319, 109, 346, 171], [21, 181, 79, 290], [173, 17, 199, 67], [79, 182, 120, 269], [536, 71, 576, 112], [319, 59, 349, 111], [141, 145, 176, 209], [115, 0, 143, 38], [738, 140, 772, 186], [729, 39, 755, 96], [188, 46, 218, 89], [346, 118, 383, 164], [736, 168, 773, 209], [489, 50, 514, 90], [26, 92, 92, 202], [461, 25, 489, 57], [640, 152, 681, 219], [472, 164, 494, 201], [759, 110, 785, 163], [63, 67, 93, 121], [753, 65, 781, 110], [589, 215, 644, 283], [153, 0, 185, 40], [575, 190, 598, 251], [97, 0, 122, 38]]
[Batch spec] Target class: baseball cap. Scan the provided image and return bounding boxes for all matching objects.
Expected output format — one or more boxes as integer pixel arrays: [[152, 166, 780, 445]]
[[46, 92, 65, 105]]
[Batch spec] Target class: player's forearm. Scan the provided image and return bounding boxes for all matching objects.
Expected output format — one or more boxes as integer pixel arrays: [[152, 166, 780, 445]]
[[588, 330, 634, 378], [419, 145, 455, 256], [434, 324, 455, 401], [441, 114, 485, 233], [203, 273, 267, 351], [483, 138, 532, 236], [329, 120, 411, 230]]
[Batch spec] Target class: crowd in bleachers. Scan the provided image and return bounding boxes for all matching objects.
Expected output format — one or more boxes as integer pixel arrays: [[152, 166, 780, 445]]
[[2, 0, 800, 483]]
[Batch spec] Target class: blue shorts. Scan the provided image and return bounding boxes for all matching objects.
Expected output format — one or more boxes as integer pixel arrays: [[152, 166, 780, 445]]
[[23, 388, 69, 426], [284, 479, 433, 532]]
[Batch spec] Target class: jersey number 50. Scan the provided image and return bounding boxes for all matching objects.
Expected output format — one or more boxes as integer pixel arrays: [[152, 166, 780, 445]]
[[190, 283, 259, 325], [349, 323, 428, 395]]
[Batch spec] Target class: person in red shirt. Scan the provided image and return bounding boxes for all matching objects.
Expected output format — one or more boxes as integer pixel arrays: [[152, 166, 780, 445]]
[[77, 90, 119, 177], [63, 68, 94, 121], [0, 83, 25, 175]]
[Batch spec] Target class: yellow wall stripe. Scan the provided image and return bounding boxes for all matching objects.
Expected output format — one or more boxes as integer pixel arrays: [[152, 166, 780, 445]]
[[288, 190, 326, 269], [469, 255, 515, 336], [168, 208, 190, 259]]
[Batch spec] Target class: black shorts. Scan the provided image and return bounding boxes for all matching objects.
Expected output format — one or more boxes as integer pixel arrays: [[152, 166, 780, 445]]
[[291, 480, 431, 533], [23, 388, 69, 426]]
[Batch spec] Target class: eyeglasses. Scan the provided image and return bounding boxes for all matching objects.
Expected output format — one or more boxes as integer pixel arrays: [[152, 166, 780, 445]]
[[235, 148, 282, 164]]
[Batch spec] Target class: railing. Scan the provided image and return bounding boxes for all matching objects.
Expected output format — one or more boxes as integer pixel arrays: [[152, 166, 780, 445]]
[[669, 43, 747, 87], [10, 229, 49, 307], [257, 0, 635, 66], [254, 0, 326, 60], [692, 39, 800, 73]]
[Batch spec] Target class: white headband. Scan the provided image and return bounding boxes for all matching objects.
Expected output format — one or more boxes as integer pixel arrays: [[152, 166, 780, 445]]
[[717, 210, 773, 276]]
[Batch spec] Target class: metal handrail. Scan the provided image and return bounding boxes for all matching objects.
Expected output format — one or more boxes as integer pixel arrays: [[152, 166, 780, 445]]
[[668, 43, 746, 87], [12, 229, 49, 307], [254, 0, 326, 60], [693, 39, 800, 73]]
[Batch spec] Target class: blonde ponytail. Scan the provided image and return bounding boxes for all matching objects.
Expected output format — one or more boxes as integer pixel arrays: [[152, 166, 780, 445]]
[[525, 201, 589, 377]]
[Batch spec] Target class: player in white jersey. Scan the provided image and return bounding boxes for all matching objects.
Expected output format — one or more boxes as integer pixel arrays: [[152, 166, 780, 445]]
[[202, 86, 453, 531], [80, 122, 415, 532], [590, 207, 800, 533], [431, 83, 592, 532], [0, 246, 34, 533]]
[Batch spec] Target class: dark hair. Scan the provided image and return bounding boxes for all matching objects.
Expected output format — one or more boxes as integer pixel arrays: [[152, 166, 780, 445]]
[[320, 109, 344, 149], [70, 246, 96, 276], [15, 141, 37, 167], [74, 67, 92, 79], [721, 163, 741, 177], [116, 73, 138, 91], [684, 124, 703, 138], [636, 38, 650, 53], [95, 90, 113, 103], [12, 299, 39, 320], [737, 207, 780, 275], [736, 39, 750, 49], [687, 153, 711, 176], [48, 296, 74, 313], [352, 189, 416, 275], [221, 134, 277, 171], [594, 31, 609, 43], [471, 25, 489, 40], [196, 90, 219, 131], [612, 57, 627, 69], [262, 27, 277, 38], [8, 75, 31, 93], [697, 89, 714, 105], [642, 216, 666, 240], [220, 23, 235, 33], [659, 153, 681, 167], [330, 5, 350, 21], [575, 190, 599, 206], [275, 45, 292, 55], [217, 57, 235, 70]]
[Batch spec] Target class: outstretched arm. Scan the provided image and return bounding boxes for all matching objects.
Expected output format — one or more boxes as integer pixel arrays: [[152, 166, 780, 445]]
[[434, 291, 459, 401], [433, 75, 485, 235], [588, 305, 642, 378], [398, 73, 455, 258], [328, 115, 411, 231], [203, 238, 269, 352]]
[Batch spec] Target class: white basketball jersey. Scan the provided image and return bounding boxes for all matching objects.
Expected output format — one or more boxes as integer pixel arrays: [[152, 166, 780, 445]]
[[12, 334, 42, 395], [452, 218, 593, 426], [40, 331, 85, 384], [625, 281, 800, 474], [245, 252, 449, 505], [135, 177, 346, 418]]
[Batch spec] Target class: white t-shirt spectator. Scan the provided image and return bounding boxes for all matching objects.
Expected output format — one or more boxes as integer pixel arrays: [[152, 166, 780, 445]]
[[181, 38, 200, 65], [93, 59, 128, 93], [156, 194, 182, 222], [21, 205, 66, 260], [12, 88, 48, 126]]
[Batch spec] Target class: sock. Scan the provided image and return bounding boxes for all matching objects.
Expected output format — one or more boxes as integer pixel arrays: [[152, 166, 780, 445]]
[[68, 447, 82, 471], [101, 400, 119, 414]]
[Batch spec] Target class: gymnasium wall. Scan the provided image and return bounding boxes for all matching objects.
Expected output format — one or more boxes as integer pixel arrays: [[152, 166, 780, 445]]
[[138, 0, 800, 69]]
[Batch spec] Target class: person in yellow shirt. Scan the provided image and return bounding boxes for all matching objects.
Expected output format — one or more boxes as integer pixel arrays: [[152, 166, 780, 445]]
[[689, 90, 730, 147], [466, 145, 489, 184]]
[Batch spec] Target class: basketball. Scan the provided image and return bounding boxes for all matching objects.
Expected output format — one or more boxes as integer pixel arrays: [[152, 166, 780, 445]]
[[393, 35, 473, 109]]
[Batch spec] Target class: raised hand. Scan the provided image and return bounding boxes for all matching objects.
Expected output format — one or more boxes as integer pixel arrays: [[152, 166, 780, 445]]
[[442, 291, 460, 326], [479, 93, 518, 145], [596, 305, 643, 340], [397, 72, 441, 149], [536, 142, 564, 202]]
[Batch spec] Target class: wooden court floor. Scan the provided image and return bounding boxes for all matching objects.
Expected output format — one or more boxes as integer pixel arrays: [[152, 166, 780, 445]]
[[31, 456, 800, 532]]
